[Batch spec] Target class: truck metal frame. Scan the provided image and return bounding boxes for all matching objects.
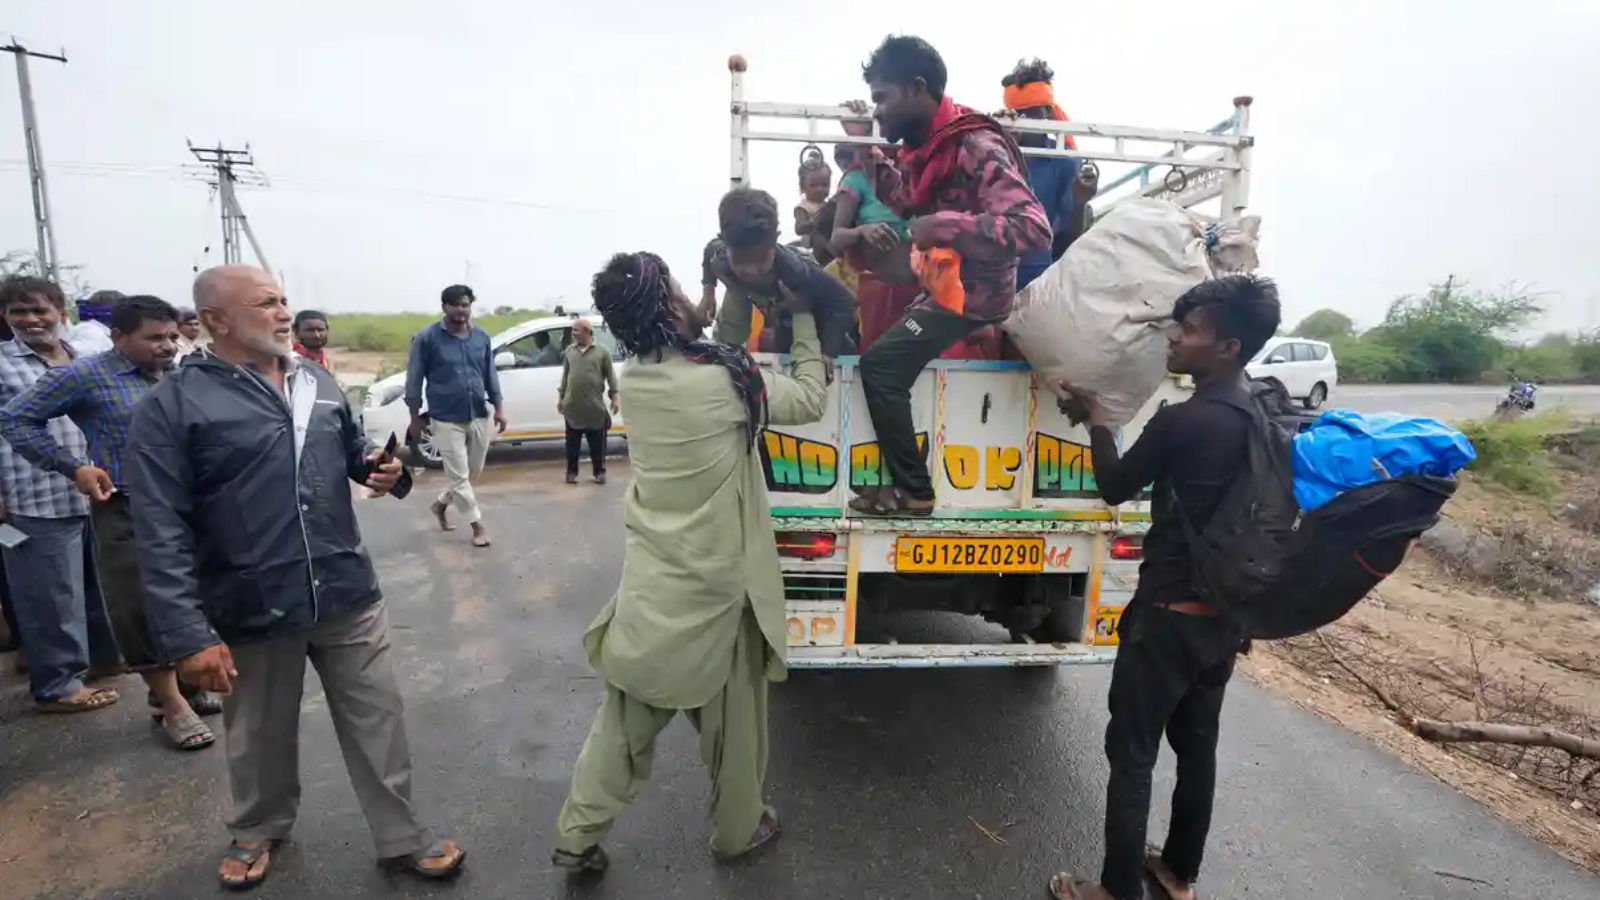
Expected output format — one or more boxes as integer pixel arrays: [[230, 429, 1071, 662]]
[[725, 55, 1256, 668]]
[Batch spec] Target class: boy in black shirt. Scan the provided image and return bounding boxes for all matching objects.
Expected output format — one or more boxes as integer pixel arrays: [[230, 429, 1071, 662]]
[[703, 187, 858, 356], [1049, 274, 1281, 900]]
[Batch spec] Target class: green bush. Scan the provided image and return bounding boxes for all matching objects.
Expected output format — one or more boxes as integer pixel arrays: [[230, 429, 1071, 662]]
[[325, 313, 541, 354], [1329, 334, 1405, 383], [1457, 415, 1562, 498]]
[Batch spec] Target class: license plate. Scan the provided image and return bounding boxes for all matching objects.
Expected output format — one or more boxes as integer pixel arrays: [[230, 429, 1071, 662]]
[[895, 537, 1045, 573]]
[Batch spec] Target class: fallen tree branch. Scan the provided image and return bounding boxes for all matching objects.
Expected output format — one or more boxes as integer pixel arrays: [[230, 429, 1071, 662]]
[[1409, 719, 1600, 761], [1314, 632, 1406, 717]]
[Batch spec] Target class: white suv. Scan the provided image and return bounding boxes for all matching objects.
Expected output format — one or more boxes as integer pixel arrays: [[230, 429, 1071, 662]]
[[1247, 337, 1338, 409], [361, 314, 627, 467]]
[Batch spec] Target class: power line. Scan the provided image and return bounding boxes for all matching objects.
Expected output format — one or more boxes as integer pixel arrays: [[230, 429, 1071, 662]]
[[186, 142, 270, 271]]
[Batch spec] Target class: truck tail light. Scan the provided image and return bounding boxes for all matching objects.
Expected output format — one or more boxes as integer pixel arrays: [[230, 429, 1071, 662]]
[[1110, 535, 1143, 561], [776, 532, 837, 560]]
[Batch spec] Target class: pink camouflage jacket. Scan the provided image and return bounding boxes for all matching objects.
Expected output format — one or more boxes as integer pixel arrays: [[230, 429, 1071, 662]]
[[866, 123, 1051, 323]]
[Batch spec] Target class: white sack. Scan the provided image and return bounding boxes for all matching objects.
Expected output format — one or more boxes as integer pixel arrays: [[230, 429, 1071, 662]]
[[65, 319, 114, 355], [1003, 199, 1261, 429]]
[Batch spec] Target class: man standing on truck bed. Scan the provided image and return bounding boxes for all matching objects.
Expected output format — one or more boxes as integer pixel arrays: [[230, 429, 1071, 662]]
[[550, 251, 827, 875], [1047, 274, 1280, 900], [845, 35, 1050, 516]]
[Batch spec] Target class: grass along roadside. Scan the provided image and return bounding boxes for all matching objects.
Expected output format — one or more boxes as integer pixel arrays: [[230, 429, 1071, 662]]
[[326, 312, 545, 354]]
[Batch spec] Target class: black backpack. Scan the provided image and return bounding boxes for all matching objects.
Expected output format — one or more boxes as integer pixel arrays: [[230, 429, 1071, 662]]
[[1173, 377, 1457, 640]]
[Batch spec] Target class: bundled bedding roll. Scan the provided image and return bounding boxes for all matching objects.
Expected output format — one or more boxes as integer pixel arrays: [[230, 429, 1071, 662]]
[[1003, 198, 1262, 428]]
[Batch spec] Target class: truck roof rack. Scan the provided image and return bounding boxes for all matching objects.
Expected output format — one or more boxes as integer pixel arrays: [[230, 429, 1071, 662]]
[[726, 53, 1254, 217]]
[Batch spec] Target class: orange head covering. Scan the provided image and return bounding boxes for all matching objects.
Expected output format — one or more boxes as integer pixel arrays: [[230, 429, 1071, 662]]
[[1003, 81, 1076, 149]]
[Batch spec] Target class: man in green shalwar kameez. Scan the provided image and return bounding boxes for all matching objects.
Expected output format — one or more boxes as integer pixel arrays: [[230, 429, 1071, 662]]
[[551, 251, 829, 875]]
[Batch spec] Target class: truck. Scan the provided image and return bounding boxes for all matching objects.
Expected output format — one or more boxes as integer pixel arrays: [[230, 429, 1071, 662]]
[[724, 55, 1258, 668]]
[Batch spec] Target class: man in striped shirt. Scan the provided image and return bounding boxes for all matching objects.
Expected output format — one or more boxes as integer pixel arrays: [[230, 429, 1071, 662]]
[[0, 276, 120, 713]]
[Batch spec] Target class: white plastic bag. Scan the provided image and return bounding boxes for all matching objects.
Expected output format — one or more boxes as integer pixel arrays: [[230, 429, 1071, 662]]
[[64, 319, 113, 355], [1003, 199, 1261, 429]]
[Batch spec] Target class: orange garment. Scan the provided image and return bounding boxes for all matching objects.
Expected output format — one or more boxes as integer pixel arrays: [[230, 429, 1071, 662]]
[[1002, 81, 1077, 150], [911, 247, 967, 317]]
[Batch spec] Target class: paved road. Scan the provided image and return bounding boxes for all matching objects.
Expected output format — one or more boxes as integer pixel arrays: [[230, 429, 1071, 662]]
[[1326, 384, 1600, 423], [1, 447, 1596, 900]]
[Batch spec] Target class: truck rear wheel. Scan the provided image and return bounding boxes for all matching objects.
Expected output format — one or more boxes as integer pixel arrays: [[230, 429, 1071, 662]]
[[1032, 582, 1088, 644]]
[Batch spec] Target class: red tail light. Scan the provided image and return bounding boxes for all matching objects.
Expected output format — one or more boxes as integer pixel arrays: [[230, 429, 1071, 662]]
[[1109, 535, 1143, 560], [776, 531, 837, 560]]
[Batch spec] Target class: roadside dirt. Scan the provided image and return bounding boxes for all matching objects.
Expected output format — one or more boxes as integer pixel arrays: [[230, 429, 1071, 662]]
[[331, 349, 402, 376], [1244, 466, 1600, 874]]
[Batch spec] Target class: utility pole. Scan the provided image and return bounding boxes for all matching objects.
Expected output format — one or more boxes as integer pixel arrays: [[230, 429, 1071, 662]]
[[3, 40, 68, 280], [185, 142, 272, 272]]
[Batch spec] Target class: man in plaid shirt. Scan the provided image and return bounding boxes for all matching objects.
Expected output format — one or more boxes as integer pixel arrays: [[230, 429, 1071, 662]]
[[1, 292, 218, 750], [0, 276, 120, 713]]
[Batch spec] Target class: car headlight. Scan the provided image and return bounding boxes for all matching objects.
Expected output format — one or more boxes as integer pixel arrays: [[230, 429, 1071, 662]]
[[369, 384, 405, 408]]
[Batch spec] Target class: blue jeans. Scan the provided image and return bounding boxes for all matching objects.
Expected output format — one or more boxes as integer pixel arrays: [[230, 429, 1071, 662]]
[[2, 514, 118, 703]]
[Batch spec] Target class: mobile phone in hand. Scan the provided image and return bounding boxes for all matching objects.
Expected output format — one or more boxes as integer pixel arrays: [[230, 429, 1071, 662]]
[[379, 432, 399, 464]]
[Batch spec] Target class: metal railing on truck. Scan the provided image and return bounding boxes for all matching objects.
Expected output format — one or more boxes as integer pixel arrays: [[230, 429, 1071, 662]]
[[725, 53, 1254, 216]]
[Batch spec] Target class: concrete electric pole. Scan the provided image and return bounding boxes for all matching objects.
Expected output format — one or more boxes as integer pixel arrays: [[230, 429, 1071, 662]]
[[3, 40, 68, 280], [186, 142, 272, 272]]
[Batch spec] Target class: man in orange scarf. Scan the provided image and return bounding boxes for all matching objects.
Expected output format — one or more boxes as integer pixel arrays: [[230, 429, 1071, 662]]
[[844, 36, 1050, 516], [1002, 58, 1097, 290]]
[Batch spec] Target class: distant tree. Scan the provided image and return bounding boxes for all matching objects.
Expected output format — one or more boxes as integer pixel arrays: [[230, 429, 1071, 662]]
[[493, 305, 515, 316], [1293, 309, 1356, 342], [1, 250, 92, 299], [1368, 278, 1544, 383]]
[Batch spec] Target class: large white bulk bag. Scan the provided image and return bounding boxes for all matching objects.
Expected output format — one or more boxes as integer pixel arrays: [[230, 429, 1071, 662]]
[[1003, 199, 1261, 429]]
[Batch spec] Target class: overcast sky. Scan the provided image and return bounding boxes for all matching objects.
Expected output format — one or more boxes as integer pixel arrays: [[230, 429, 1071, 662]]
[[2, 0, 1597, 332]]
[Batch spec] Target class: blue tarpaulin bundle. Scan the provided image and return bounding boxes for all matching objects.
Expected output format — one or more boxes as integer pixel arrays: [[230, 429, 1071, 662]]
[[1291, 409, 1476, 510]]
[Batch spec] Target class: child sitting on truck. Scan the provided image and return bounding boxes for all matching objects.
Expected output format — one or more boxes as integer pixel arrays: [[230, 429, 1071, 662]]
[[792, 151, 833, 251], [705, 186, 858, 357]]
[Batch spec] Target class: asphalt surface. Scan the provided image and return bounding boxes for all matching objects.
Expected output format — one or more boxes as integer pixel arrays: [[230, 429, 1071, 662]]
[[2, 440, 1598, 900], [1326, 383, 1600, 422]]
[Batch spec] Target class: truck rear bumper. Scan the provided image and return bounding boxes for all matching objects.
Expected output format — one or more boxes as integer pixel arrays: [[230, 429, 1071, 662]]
[[788, 642, 1116, 669]]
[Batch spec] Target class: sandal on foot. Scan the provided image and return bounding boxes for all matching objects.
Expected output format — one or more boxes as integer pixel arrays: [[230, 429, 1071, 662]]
[[1047, 873, 1115, 900], [160, 711, 216, 751], [37, 687, 119, 714], [885, 486, 936, 518], [219, 840, 278, 891], [848, 486, 895, 516], [1144, 849, 1197, 900], [552, 845, 609, 875], [715, 811, 781, 861], [381, 839, 466, 880]]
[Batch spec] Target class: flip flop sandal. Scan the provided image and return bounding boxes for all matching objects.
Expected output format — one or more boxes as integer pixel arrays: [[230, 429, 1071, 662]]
[[552, 845, 609, 875], [714, 811, 782, 861], [1144, 848, 1197, 900], [219, 840, 278, 891], [472, 535, 492, 548], [1047, 873, 1111, 900], [883, 486, 936, 518], [381, 840, 467, 880], [161, 711, 216, 751], [37, 687, 120, 714]]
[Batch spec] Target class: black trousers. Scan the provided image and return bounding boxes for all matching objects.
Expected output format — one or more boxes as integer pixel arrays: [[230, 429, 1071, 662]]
[[1101, 605, 1240, 900], [857, 305, 983, 500], [565, 425, 607, 476]]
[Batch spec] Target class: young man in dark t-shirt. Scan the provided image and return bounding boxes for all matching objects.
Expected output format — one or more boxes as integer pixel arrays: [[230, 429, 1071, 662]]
[[1049, 274, 1281, 900]]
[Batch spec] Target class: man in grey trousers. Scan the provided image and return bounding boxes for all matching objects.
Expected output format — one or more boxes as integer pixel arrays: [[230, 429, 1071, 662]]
[[129, 265, 467, 891]]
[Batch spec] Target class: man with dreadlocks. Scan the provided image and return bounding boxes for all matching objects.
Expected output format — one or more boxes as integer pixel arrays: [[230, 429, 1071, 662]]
[[550, 251, 828, 875]]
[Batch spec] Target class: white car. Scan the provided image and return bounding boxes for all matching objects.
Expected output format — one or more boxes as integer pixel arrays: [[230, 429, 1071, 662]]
[[1247, 337, 1338, 409], [361, 314, 627, 467]]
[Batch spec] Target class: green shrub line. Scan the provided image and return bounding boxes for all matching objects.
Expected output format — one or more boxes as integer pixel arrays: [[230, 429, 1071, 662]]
[[1456, 413, 1572, 499]]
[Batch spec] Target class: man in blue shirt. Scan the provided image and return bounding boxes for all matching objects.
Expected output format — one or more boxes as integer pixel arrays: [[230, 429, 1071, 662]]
[[2, 291, 220, 749], [1001, 58, 1097, 291], [404, 284, 505, 548]]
